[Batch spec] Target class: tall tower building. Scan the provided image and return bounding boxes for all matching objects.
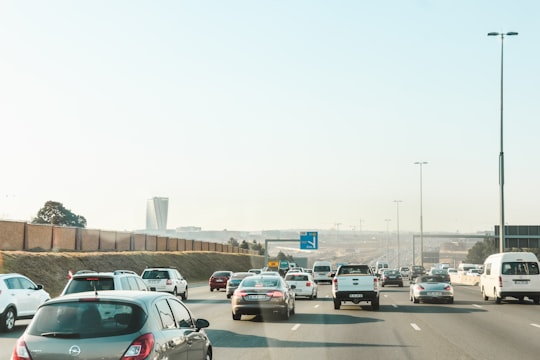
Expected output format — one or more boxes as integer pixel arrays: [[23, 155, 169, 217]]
[[146, 197, 169, 232]]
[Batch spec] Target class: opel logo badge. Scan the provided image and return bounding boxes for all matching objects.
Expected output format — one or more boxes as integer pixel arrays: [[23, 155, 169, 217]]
[[68, 345, 81, 357]]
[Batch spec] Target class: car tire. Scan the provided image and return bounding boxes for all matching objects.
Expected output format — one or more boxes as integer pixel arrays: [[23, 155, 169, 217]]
[[413, 296, 419, 304], [333, 299, 341, 310], [0, 306, 16, 332], [205, 348, 212, 360], [448, 298, 454, 304], [226, 294, 231, 299], [282, 307, 290, 320], [181, 287, 188, 301], [371, 298, 380, 311], [232, 312, 241, 320], [210, 288, 214, 292], [533, 296, 540, 305], [172, 288, 178, 297], [495, 289, 502, 304]]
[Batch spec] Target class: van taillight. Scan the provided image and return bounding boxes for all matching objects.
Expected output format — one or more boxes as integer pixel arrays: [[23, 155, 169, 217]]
[[121, 333, 154, 360], [499, 276, 503, 288]]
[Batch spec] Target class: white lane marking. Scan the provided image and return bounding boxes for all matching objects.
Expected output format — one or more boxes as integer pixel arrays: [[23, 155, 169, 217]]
[[314, 304, 320, 308], [392, 304, 398, 308], [383, 294, 389, 298], [473, 304, 483, 308], [410, 323, 421, 331], [292, 324, 301, 331], [531, 323, 540, 329]]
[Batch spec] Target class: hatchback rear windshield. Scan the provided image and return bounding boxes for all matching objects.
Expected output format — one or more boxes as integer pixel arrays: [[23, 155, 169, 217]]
[[27, 301, 146, 338], [313, 266, 331, 272], [142, 270, 170, 280], [64, 277, 115, 294], [285, 275, 309, 281], [212, 272, 231, 277], [502, 262, 540, 275]]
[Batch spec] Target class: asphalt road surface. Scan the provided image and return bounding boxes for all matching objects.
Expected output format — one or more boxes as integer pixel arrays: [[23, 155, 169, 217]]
[[2, 281, 540, 360]]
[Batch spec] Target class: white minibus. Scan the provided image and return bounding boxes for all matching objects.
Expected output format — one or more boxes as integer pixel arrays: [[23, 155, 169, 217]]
[[480, 252, 540, 304]]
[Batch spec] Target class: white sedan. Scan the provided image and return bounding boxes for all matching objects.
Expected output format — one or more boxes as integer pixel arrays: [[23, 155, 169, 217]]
[[284, 272, 318, 299]]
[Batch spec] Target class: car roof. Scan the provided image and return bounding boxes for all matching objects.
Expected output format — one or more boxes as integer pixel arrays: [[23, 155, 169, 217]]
[[49, 290, 173, 305]]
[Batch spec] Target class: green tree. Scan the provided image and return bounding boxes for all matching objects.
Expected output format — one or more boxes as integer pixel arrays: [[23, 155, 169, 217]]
[[228, 237, 240, 247], [465, 237, 498, 264], [32, 201, 87, 228], [240, 240, 249, 249], [250, 240, 264, 255]]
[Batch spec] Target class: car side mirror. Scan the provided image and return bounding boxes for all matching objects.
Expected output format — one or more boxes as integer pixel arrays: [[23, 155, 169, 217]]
[[195, 318, 210, 330]]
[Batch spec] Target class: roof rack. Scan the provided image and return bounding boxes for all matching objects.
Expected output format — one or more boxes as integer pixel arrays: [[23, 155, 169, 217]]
[[145, 266, 176, 269], [113, 270, 138, 275]]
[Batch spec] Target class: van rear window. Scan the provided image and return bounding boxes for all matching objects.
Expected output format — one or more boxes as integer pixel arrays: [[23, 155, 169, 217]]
[[501, 262, 540, 275]]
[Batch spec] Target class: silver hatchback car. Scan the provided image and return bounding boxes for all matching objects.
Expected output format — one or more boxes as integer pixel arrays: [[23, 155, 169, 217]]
[[11, 290, 212, 360]]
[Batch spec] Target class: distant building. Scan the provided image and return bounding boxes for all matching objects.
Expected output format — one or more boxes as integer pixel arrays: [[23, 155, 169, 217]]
[[146, 197, 168, 232]]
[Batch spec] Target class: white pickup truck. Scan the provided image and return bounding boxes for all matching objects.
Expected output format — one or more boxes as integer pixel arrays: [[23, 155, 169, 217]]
[[331, 264, 380, 310]]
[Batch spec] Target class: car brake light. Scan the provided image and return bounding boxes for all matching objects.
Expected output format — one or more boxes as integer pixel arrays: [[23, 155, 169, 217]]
[[444, 285, 452, 291], [499, 276, 503, 288], [417, 285, 425, 290], [373, 277, 378, 289], [12, 338, 31, 360], [267, 290, 284, 298], [305, 281, 312, 287], [333, 277, 338, 291], [166, 279, 172, 285], [233, 290, 247, 297], [121, 333, 154, 360]]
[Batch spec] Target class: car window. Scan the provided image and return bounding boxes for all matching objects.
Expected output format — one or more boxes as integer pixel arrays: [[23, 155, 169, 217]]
[[27, 301, 145, 338], [242, 278, 279, 288], [168, 298, 193, 328], [155, 299, 176, 329], [5, 277, 22, 289], [143, 270, 170, 280], [65, 277, 115, 294]]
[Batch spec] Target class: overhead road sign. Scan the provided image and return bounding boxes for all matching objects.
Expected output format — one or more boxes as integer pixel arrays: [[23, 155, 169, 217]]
[[300, 231, 318, 250]]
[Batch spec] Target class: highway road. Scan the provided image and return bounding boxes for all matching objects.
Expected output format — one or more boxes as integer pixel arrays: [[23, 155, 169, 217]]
[[2, 281, 540, 360]]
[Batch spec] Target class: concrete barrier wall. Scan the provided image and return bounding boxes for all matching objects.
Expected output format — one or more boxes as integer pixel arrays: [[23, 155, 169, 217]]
[[0, 220, 256, 254], [53, 227, 77, 250], [450, 274, 480, 286], [26, 224, 53, 250], [0, 221, 25, 250]]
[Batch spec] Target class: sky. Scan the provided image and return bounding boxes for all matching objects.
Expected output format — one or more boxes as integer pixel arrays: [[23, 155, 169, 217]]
[[0, 1, 538, 234]]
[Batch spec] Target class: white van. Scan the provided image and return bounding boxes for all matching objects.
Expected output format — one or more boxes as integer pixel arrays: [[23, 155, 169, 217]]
[[480, 252, 540, 304], [312, 261, 332, 284]]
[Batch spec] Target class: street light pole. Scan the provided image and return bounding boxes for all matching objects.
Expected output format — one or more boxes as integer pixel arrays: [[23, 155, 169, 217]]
[[414, 161, 428, 267], [393, 200, 402, 268], [385, 219, 391, 261], [488, 31, 518, 253]]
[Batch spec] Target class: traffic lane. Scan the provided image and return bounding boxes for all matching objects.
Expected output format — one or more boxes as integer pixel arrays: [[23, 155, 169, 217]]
[[382, 284, 540, 359], [0, 320, 30, 360]]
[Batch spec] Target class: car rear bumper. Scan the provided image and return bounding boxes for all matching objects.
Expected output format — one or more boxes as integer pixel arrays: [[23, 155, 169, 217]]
[[333, 291, 378, 301], [232, 303, 288, 316]]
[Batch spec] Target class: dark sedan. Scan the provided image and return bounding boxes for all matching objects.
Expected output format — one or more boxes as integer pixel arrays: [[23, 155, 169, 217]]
[[381, 269, 403, 287], [231, 275, 295, 320]]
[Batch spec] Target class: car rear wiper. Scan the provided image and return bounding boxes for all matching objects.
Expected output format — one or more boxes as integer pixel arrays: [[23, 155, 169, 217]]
[[41, 332, 81, 338]]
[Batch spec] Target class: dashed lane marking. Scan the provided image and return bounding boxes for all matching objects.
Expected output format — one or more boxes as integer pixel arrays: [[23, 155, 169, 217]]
[[531, 323, 540, 329], [292, 324, 301, 331], [410, 323, 421, 331]]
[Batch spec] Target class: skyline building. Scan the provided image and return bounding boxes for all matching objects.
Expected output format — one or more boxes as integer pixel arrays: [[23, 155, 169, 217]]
[[146, 197, 169, 232]]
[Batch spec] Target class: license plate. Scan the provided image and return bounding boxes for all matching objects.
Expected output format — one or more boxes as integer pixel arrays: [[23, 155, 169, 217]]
[[247, 295, 267, 300], [350, 294, 363, 298], [216, 279, 223, 282], [427, 292, 442, 296], [515, 280, 528, 285]]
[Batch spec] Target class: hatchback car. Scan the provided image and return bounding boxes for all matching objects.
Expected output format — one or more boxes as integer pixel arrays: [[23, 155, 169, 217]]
[[284, 272, 318, 299], [60, 270, 149, 296], [0, 273, 50, 332], [11, 290, 212, 360], [141, 267, 188, 300], [410, 275, 454, 304], [226, 272, 254, 299], [381, 269, 404, 287], [209, 271, 233, 292], [231, 275, 295, 320]]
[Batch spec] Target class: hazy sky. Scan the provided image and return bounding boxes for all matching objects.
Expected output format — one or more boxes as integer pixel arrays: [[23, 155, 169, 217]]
[[1, 1, 538, 234]]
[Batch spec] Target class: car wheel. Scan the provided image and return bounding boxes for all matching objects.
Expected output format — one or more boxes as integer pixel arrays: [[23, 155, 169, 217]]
[[413, 296, 419, 304], [333, 299, 341, 310], [0, 306, 16, 332], [533, 296, 540, 305], [232, 312, 241, 320], [227, 294, 231, 299], [448, 298, 454, 304], [381, 283, 385, 287], [181, 287, 188, 301], [205, 348, 212, 360], [210, 287, 214, 292], [172, 288, 178, 297], [371, 299, 380, 311]]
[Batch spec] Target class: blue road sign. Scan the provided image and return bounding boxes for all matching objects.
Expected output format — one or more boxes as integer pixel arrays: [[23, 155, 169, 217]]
[[300, 231, 318, 250]]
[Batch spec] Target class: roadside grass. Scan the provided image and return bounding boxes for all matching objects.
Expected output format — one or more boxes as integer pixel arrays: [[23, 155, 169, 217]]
[[0, 251, 264, 297]]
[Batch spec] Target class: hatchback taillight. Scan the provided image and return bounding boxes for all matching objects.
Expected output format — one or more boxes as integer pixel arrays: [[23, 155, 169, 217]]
[[166, 279, 172, 285], [444, 285, 452, 291], [305, 281, 312, 287], [121, 333, 154, 360], [11, 338, 31, 360]]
